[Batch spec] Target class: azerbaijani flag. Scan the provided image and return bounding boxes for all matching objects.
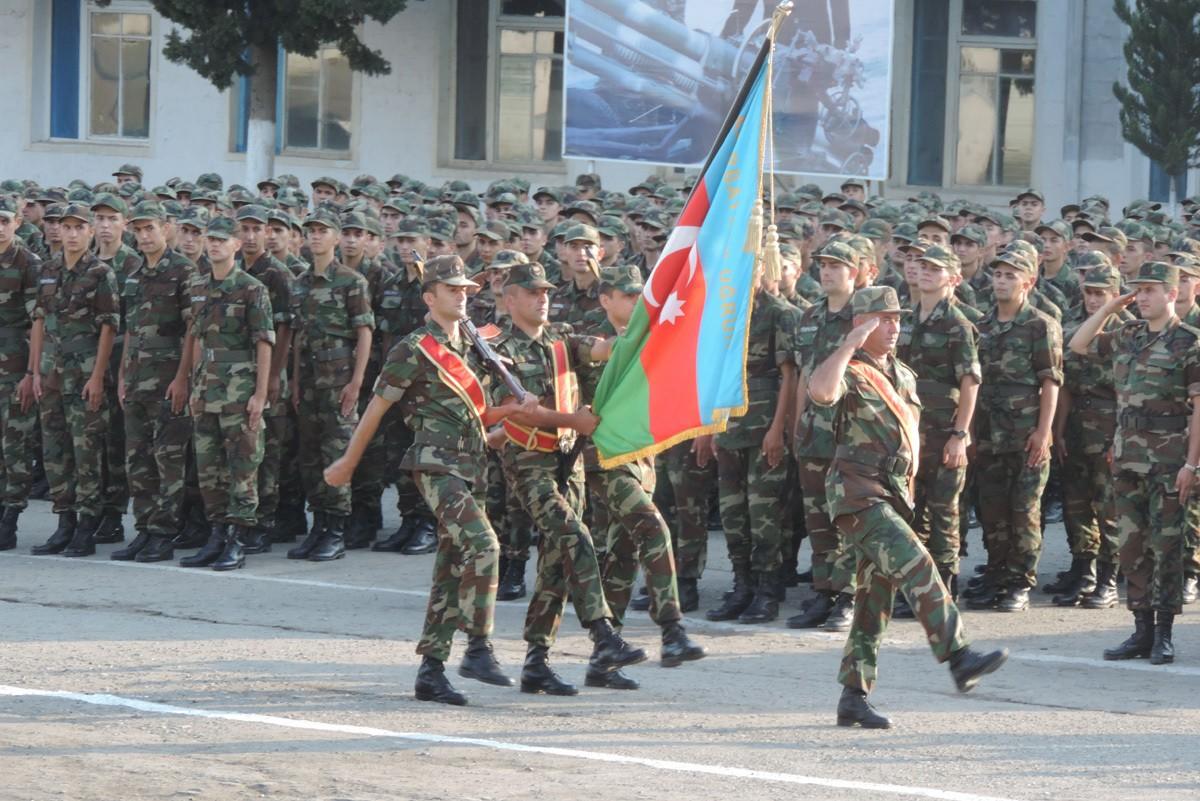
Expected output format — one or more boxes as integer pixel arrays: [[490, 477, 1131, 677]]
[[591, 44, 770, 468]]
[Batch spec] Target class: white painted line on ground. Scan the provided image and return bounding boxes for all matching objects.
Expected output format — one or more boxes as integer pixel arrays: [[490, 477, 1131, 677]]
[[1011, 652, 1200, 677], [0, 683, 1024, 801]]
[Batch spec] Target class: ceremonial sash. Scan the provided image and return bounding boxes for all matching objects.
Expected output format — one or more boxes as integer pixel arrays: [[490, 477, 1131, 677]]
[[505, 339, 578, 453], [847, 359, 920, 479], [415, 332, 487, 440]]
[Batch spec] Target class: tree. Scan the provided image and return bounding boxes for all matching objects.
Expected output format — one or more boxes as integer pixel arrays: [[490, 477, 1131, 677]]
[[1112, 0, 1200, 214], [97, 1, 417, 186]]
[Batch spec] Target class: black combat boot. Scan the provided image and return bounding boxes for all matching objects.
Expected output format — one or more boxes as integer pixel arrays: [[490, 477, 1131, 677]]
[[110, 530, 152, 561], [520, 645, 578, 696], [458, 635, 514, 686], [400, 517, 437, 555], [660, 622, 706, 667], [1103, 609, 1154, 660], [212, 525, 247, 571], [588, 618, 647, 673], [287, 511, 327, 559], [1053, 558, 1096, 607], [585, 668, 640, 689], [180, 524, 228, 568], [629, 586, 651, 611], [497, 557, 527, 601], [92, 512, 125, 544], [32, 512, 76, 555], [372, 517, 416, 552], [787, 591, 836, 628], [61, 515, 100, 557], [949, 646, 1009, 692], [677, 577, 699, 613], [0, 506, 20, 551], [997, 586, 1030, 613], [134, 535, 175, 563], [241, 521, 272, 555], [836, 687, 891, 729], [414, 656, 467, 705], [737, 573, 780, 624], [1042, 557, 1084, 595], [1150, 610, 1175, 665], [705, 567, 753, 621], [172, 516, 210, 550], [270, 504, 303, 544], [1082, 561, 1119, 609], [343, 505, 375, 550], [307, 514, 346, 562], [822, 592, 855, 631]]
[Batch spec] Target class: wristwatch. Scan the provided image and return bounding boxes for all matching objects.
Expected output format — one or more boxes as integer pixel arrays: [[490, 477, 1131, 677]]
[[1187, 462, 1200, 475], [951, 429, 968, 440]]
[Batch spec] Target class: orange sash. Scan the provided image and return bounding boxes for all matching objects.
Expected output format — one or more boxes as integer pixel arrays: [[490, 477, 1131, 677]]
[[416, 332, 487, 440], [847, 359, 920, 478], [504, 339, 578, 453]]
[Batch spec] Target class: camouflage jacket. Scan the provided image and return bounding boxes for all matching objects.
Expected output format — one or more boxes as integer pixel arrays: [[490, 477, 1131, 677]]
[[549, 277, 601, 326], [468, 285, 499, 327], [1064, 312, 1130, 456], [293, 262, 374, 390], [1089, 316, 1200, 474], [897, 296, 981, 442], [16, 222, 48, 261], [897, 278, 978, 312], [377, 262, 426, 343], [975, 300, 1063, 455], [539, 249, 563, 287], [0, 241, 40, 384], [717, 290, 796, 449], [794, 295, 855, 460], [1043, 264, 1082, 312], [99, 242, 145, 334], [33, 251, 119, 392], [814, 350, 921, 518], [242, 252, 296, 413], [279, 252, 308, 278], [188, 266, 275, 414], [578, 309, 618, 472], [374, 322, 491, 484], [781, 284, 815, 312], [122, 248, 196, 400]]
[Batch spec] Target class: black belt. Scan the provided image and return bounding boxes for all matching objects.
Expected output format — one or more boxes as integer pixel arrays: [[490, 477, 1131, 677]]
[[203, 348, 253, 363], [135, 334, 181, 350], [1074, 396, 1116, 412], [412, 429, 479, 450], [59, 338, 96, 355], [981, 383, 1035, 396], [310, 345, 351, 362], [1118, 410, 1191, 431], [835, 446, 911, 476]]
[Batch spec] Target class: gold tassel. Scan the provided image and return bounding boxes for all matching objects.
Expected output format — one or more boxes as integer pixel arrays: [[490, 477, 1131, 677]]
[[763, 223, 782, 282], [746, 199, 764, 258]]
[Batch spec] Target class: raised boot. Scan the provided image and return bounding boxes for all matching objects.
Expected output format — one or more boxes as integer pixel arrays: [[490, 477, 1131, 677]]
[[307, 514, 347, 562], [737, 573, 780, 624], [61, 515, 99, 557], [400, 517, 437, 555], [585, 668, 640, 689], [372, 517, 416, 552], [31, 512, 76, 555], [179, 524, 228, 568], [588, 618, 647, 673], [1053, 558, 1097, 607], [822, 592, 856, 631], [1042, 557, 1083, 594], [496, 557, 527, 601], [110, 530, 152, 561], [520, 645, 578, 696], [660, 622, 706, 667], [287, 512, 326, 559], [458, 635, 514, 686], [949, 646, 1009, 692], [211, 525, 247, 571], [134, 535, 175, 563], [705, 567, 753, 621], [92, 512, 125, 544], [787, 591, 836, 628], [1082, 561, 1119, 609], [836, 687, 891, 729], [0, 507, 20, 550], [677, 577, 699, 613], [1103, 609, 1154, 660], [414, 656, 467, 705], [1150, 610, 1175, 665]]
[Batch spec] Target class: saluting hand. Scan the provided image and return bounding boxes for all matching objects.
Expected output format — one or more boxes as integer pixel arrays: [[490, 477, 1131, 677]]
[[843, 317, 880, 352]]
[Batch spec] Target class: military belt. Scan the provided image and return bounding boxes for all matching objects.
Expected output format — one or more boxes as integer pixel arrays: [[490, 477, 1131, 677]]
[[59, 338, 96, 355], [203, 348, 253, 363], [1118, 410, 1192, 431], [412, 429, 478, 451], [1074, 395, 1116, 412], [834, 446, 911, 476], [135, 335, 181, 351], [312, 346, 352, 362], [980, 383, 1034, 396]]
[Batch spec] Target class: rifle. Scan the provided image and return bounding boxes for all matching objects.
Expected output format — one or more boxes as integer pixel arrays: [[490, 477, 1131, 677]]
[[460, 316, 529, 403]]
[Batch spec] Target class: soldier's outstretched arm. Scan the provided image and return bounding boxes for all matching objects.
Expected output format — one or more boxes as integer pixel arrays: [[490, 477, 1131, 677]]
[[808, 318, 878, 406], [325, 394, 394, 487], [1068, 292, 1134, 355]]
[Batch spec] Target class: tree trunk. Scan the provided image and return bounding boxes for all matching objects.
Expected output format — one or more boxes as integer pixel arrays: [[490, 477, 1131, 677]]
[[1169, 171, 1179, 222], [246, 42, 278, 189]]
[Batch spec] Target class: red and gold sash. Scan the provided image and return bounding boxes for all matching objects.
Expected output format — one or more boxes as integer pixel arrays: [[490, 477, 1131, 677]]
[[504, 339, 578, 453], [416, 332, 487, 439], [847, 359, 920, 478]]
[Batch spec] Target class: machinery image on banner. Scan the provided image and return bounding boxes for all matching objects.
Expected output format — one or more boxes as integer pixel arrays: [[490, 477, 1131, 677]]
[[562, 0, 894, 179]]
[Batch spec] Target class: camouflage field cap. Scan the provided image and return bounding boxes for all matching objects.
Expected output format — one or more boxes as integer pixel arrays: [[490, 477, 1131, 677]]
[[487, 192, 518, 208], [91, 192, 127, 215], [815, 239, 858, 267], [919, 243, 961, 274], [178, 206, 211, 230], [59, 202, 93, 224], [575, 172, 602, 189], [1127, 261, 1178, 287], [194, 173, 222, 191], [475, 219, 510, 242], [858, 218, 892, 240], [427, 217, 456, 242], [891, 221, 918, 243], [357, 183, 389, 203], [1081, 264, 1122, 292], [395, 217, 431, 237], [235, 204, 270, 224], [1170, 252, 1200, 278], [386, 173, 410, 188], [1035, 219, 1072, 240], [951, 223, 988, 247], [533, 186, 562, 203], [599, 264, 644, 294], [899, 237, 930, 255], [257, 177, 281, 191], [311, 176, 338, 192], [917, 214, 952, 234], [303, 207, 342, 232], [490, 249, 529, 270], [819, 209, 854, 231], [1015, 187, 1044, 203], [339, 211, 369, 231], [508, 260, 556, 290], [128, 200, 166, 223], [993, 248, 1036, 275], [266, 209, 294, 229], [1074, 250, 1114, 271], [841, 177, 866, 190], [421, 255, 477, 290], [42, 203, 66, 221], [205, 216, 238, 240], [562, 223, 600, 245], [363, 215, 384, 238], [596, 215, 628, 239], [852, 286, 903, 316], [0, 196, 18, 220], [113, 163, 143, 181]]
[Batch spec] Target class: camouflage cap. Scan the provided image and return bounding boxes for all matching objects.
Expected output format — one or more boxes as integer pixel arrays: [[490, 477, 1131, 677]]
[[42, 202, 66, 221], [1060, 203, 1081, 218], [852, 286, 903, 316], [395, 217, 431, 237], [303, 207, 342, 232], [178, 206, 211, 230], [1006, 239, 1041, 264], [475, 219, 510, 241], [195, 173, 223, 191], [266, 208, 295, 229], [533, 185, 562, 203], [1171, 252, 1200, 277], [357, 183, 389, 203], [916, 214, 952, 234], [38, 186, 69, 204], [150, 184, 177, 200], [1070, 215, 1097, 232], [235, 204, 270, 224], [1074, 250, 1114, 271], [311, 176, 339, 191], [421, 255, 477, 290], [205, 216, 238, 240], [819, 208, 854, 231], [490, 249, 529, 270], [256, 176, 281, 190], [891, 221, 918, 243], [857, 218, 892, 240], [898, 237, 930, 255], [840, 177, 866, 190], [908, 190, 944, 212], [1035, 219, 1072, 240], [562, 223, 600, 245], [386, 173, 411, 188], [427, 217, 457, 242], [919, 243, 961, 274], [640, 209, 672, 230], [128, 200, 166, 223], [162, 200, 183, 218], [951, 223, 988, 247], [596, 215, 628, 238], [351, 174, 378, 190], [1082, 263, 1122, 292], [175, 181, 197, 195], [363, 215, 384, 238], [993, 247, 1036, 275], [382, 196, 412, 215], [1082, 194, 1111, 211], [116, 181, 142, 198], [599, 264, 645, 294], [1014, 187, 1044, 203], [508, 260, 557, 290], [113, 163, 143, 181], [1168, 237, 1200, 257], [67, 187, 95, 205], [1115, 219, 1152, 244], [815, 239, 858, 267], [514, 208, 543, 230], [564, 199, 601, 220], [548, 221, 574, 241], [339, 211, 369, 231], [0, 196, 16, 220], [1128, 260, 1179, 287], [487, 192, 518, 207], [91, 192, 127, 215], [575, 172, 602, 189]]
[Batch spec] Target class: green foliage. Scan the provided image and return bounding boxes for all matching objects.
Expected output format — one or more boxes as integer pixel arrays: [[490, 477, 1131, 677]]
[[1112, 0, 1200, 180], [94, 0, 416, 90]]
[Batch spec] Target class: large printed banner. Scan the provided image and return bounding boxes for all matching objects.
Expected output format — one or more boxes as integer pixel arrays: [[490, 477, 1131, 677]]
[[563, 0, 894, 179]]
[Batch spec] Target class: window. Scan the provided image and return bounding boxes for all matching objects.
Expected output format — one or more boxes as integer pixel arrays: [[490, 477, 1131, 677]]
[[283, 47, 353, 152], [452, 0, 564, 165], [954, 47, 1035, 186]]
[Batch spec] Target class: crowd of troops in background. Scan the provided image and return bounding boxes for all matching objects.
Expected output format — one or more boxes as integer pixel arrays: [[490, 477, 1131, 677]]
[[0, 165, 1196, 706]]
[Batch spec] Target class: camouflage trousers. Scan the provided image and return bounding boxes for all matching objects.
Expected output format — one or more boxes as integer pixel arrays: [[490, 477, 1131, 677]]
[[588, 459, 681, 628], [413, 471, 500, 662], [717, 444, 788, 576], [1114, 468, 1189, 614], [835, 501, 969, 694], [385, 411, 432, 520], [663, 440, 714, 579], [1062, 447, 1120, 562], [123, 397, 190, 535], [488, 448, 536, 561], [275, 401, 305, 520], [297, 384, 357, 516], [783, 454, 808, 574], [799, 456, 857, 594], [101, 356, 128, 516], [976, 451, 1049, 589], [351, 376, 385, 516], [40, 387, 106, 517], [912, 438, 966, 573], [254, 408, 290, 526], [0, 388, 35, 510], [508, 454, 613, 647], [1188, 504, 1200, 576], [193, 411, 264, 526]]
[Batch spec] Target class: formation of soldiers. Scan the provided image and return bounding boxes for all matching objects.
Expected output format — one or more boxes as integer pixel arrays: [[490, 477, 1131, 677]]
[[0, 165, 1196, 721]]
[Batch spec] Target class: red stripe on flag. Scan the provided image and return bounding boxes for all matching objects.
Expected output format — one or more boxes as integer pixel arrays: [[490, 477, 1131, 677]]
[[641, 253, 708, 439]]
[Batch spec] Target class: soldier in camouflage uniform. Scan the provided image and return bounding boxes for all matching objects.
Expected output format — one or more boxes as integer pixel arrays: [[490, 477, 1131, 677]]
[[0, 197, 40, 548], [807, 286, 1007, 729], [964, 248, 1063, 613], [1036, 220, 1082, 314], [704, 272, 796, 624], [325, 255, 528, 706], [284, 209, 374, 562], [548, 224, 603, 325], [1071, 261, 1200, 665], [109, 202, 196, 563], [491, 260, 646, 696], [656, 438, 715, 611], [28, 203, 119, 557], [178, 216, 274, 571]]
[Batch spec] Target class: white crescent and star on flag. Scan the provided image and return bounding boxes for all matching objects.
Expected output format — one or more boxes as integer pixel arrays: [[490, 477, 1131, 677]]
[[643, 224, 701, 326]]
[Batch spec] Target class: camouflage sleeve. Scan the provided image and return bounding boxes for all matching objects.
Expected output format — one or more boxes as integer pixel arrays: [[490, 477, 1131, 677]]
[[91, 264, 120, 330], [246, 284, 277, 347], [794, 307, 818, 376], [270, 269, 295, 327], [1087, 326, 1119, 360], [950, 318, 982, 384], [22, 250, 41, 320], [346, 273, 375, 330], [568, 332, 603, 366], [374, 337, 418, 403], [808, 375, 849, 408], [1032, 317, 1064, 386], [186, 275, 208, 338], [775, 305, 799, 368], [1185, 339, 1200, 400], [177, 260, 198, 325]]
